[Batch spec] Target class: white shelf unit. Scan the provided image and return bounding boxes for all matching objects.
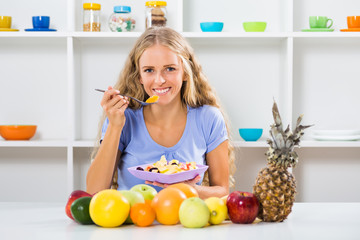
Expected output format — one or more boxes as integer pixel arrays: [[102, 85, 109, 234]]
[[1, 0, 360, 202], [2, 139, 360, 148]]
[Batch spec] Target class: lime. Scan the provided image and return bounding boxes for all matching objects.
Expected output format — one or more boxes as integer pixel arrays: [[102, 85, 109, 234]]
[[70, 197, 94, 225]]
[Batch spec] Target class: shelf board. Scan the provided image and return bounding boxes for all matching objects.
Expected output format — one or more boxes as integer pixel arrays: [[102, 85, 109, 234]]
[[72, 140, 96, 147], [182, 32, 289, 38], [233, 141, 268, 148], [0, 140, 68, 147], [300, 140, 360, 148], [72, 32, 142, 38], [233, 140, 360, 148], [0, 32, 69, 38], [1, 140, 358, 148], [292, 31, 360, 38], [1, 31, 360, 39]]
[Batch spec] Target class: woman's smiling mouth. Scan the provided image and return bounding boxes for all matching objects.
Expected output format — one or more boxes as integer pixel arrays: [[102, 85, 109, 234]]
[[153, 87, 171, 95]]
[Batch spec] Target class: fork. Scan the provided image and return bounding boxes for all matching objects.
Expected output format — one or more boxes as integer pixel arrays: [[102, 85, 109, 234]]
[[95, 89, 158, 106]]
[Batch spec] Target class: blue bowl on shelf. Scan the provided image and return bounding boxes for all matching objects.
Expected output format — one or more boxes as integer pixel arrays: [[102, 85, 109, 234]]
[[239, 128, 263, 141], [200, 22, 224, 32]]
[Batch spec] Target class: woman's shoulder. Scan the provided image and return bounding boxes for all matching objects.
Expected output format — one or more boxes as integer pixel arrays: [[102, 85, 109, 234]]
[[189, 105, 227, 143], [102, 107, 142, 132], [122, 108, 144, 131], [190, 105, 223, 119], [124, 107, 142, 118], [190, 105, 224, 132]]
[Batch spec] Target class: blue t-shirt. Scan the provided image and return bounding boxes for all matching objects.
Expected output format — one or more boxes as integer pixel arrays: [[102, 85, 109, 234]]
[[100, 105, 228, 191]]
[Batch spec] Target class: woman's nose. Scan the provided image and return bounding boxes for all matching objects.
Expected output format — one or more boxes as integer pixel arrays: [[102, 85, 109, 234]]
[[154, 72, 166, 84]]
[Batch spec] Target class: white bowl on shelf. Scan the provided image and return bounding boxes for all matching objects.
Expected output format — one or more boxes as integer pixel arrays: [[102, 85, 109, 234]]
[[313, 129, 360, 136], [311, 134, 360, 141]]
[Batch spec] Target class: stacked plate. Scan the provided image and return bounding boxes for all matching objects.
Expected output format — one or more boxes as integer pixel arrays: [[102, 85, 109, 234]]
[[311, 129, 360, 141]]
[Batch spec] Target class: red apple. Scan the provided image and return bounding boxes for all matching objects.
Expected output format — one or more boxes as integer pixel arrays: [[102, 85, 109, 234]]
[[226, 191, 259, 224], [65, 190, 92, 220]]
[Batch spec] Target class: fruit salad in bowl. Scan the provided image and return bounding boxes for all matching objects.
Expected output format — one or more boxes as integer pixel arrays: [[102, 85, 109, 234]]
[[138, 155, 198, 174], [128, 155, 208, 184]]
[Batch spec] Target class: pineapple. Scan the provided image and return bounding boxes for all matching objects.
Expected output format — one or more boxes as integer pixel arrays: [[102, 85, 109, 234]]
[[253, 101, 312, 222]]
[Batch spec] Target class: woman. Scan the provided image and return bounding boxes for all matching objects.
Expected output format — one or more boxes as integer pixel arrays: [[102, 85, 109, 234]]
[[86, 27, 235, 199]]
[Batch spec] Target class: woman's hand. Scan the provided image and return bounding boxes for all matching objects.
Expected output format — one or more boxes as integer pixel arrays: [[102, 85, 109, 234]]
[[145, 175, 201, 189], [101, 86, 129, 129]]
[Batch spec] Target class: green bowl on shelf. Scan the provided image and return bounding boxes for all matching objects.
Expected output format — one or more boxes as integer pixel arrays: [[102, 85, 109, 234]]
[[243, 22, 267, 32]]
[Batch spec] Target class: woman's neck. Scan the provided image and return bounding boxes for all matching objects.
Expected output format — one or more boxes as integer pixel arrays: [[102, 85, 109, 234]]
[[143, 99, 187, 128]]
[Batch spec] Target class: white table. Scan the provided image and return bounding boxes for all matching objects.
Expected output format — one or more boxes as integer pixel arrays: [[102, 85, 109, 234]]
[[0, 202, 359, 240]]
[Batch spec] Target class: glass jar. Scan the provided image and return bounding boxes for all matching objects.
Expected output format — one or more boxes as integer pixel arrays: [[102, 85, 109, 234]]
[[83, 3, 101, 32], [109, 6, 136, 32], [145, 1, 167, 28]]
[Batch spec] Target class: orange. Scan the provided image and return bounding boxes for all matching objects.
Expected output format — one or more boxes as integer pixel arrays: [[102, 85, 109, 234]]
[[168, 183, 199, 198], [130, 201, 156, 227], [145, 95, 159, 103], [151, 188, 187, 225]]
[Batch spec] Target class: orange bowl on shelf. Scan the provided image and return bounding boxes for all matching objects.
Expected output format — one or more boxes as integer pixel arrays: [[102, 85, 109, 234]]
[[0, 125, 37, 140]]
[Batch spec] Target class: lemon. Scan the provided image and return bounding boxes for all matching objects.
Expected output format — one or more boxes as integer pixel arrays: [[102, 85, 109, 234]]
[[205, 197, 228, 225], [89, 189, 130, 227]]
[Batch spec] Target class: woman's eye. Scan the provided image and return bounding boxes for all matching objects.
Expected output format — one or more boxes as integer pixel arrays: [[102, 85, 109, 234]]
[[144, 68, 153, 73], [166, 67, 176, 72]]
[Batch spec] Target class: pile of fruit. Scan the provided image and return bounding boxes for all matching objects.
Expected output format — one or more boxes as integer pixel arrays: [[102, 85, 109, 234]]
[[66, 183, 262, 228], [137, 155, 198, 174]]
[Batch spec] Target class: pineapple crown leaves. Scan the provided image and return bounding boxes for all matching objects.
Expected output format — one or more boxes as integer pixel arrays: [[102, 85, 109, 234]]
[[266, 101, 313, 168]]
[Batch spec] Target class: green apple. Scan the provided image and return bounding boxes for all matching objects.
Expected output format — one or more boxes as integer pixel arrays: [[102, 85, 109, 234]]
[[179, 197, 210, 228], [204, 197, 228, 225], [119, 190, 145, 224], [130, 184, 157, 201]]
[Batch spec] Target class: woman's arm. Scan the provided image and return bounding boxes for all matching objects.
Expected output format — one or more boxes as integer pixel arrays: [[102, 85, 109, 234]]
[[192, 140, 229, 199], [86, 127, 122, 195], [86, 86, 128, 195]]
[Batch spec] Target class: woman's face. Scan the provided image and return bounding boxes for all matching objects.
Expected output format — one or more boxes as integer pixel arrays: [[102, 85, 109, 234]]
[[139, 44, 185, 106]]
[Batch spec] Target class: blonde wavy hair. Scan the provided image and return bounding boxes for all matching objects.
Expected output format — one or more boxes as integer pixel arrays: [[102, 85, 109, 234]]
[[91, 27, 236, 189]]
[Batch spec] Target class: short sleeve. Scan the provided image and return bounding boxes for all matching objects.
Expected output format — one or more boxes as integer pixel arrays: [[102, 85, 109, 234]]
[[200, 106, 228, 153], [100, 113, 130, 152], [100, 118, 109, 142]]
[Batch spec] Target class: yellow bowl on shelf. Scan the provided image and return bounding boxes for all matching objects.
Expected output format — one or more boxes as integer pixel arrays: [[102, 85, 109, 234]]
[[0, 125, 37, 140]]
